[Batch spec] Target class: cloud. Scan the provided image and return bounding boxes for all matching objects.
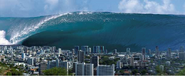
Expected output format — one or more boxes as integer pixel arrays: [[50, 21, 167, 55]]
[[118, 0, 143, 13], [46, 0, 58, 5], [0, 0, 31, 10], [44, 0, 59, 10], [118, 0, 176, 14], [80, 0, 89, 11], [0, 0, 180, 17], [184, 3, 185, 11], [0, 0, 37, 17], [0, 0, 86, 17]]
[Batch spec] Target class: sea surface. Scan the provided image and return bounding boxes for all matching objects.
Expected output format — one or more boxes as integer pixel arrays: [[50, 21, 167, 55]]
[[0, 12, 185, 51]]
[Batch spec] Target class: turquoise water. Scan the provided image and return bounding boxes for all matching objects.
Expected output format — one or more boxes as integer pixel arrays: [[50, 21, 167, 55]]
[[1, 12, 185, 51]]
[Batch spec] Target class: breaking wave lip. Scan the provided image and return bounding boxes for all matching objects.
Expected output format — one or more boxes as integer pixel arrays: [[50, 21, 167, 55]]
[[8, 13, 73, 44], [7, 11, 95, 45], [0, 30, 12, 45]]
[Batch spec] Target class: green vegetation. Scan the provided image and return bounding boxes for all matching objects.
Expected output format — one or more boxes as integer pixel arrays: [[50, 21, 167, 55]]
[[0, 62, 24, 75], [99, 56, 119, 65], [43, 67, 67, 75], [68, 69, 73, 75], [6, 68, 23, 75], [119, 70, 125, 74], [155, 65, 163, 75], [177, 68, 185, 75], [85, 56, 90, 59], [0, 67, 8, 75], [132, 69, 138, 75], [85, 60, 90, 63], [141, 69, 147, 75], [0, 62, 9, 75]]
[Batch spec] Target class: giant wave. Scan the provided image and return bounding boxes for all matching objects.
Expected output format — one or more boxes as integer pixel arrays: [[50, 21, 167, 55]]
[[1, 12, 185, 51]]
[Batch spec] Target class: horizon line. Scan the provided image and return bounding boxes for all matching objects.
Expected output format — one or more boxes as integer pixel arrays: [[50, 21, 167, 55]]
[[0, 11, 185, 18]]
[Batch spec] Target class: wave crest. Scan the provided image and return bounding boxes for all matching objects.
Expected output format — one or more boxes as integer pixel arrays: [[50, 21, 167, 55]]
[[9, 13, 72, 44]]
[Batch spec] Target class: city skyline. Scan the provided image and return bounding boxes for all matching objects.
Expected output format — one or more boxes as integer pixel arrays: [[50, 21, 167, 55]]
[[0, 45, 185, 75]]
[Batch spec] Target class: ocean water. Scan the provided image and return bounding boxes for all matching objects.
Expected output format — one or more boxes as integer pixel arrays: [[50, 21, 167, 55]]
[[0, 12, 185, 51]]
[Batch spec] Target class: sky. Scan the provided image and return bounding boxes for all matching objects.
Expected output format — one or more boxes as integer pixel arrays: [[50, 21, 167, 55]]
[[0, 0, 185, 17]]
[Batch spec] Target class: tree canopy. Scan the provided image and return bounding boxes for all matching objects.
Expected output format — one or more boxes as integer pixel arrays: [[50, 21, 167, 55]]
[[43, 67, 67, 75], [155, 65, 163, 75], [6, 68, 23, 75], [177, 68, 185, 75], [100, 56, 119, 65]]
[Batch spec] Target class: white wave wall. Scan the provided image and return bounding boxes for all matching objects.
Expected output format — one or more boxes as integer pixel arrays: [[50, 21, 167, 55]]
[[9, 13, 69, 44]]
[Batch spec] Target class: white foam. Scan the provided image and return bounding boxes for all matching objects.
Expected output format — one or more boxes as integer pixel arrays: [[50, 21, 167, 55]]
[[0, 30, 12, 45], [79, 11, 93, 15]]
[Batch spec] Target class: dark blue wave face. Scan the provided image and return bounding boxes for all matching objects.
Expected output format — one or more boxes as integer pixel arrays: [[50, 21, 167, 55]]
[[1, 12, 185, 51]]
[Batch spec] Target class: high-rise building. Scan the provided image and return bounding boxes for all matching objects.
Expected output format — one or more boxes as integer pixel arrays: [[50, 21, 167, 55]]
[[176, 50, 179, 57], [81, 46, 89, 55], [27, 57, 34, 65], [58, 48, 62, 56], [78, 50, 85, 63], [180, 46, 184, 52], [74, 46, 80, 55], [22, 53, 26, 59], [39, 62, 47, 75], [73, 62, 77, 73], [114, 49, 117, 54], [130, 56, 134, 66], [97, 46, 101, 53], [97, 64, 115, 76], [116, 60, 122, 69], [56, 57, 60, 67], [90, 56, 99, 68], [179, 46, 185, 60], [48, 59, 70, 74], [155, 46, 159, 58], [126, 48, 131, 55], [76, 63, 84, 75], [89, 48, 91, 54], [59, 61, 70, 75], [75, 63, 94, 76], [167, 48, 171, 59], [100, 46, 104, 53], [52, 46, 56, 51], [84, 63, 94, 76], [148, 49, 152, 56], [47, 60, 57, 69], [93, 46, 96, 53], [142, 47, 146, 60], [93, 46, 100, 53], [72, 49, 75, 55], [1, 51, 4, 54]]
